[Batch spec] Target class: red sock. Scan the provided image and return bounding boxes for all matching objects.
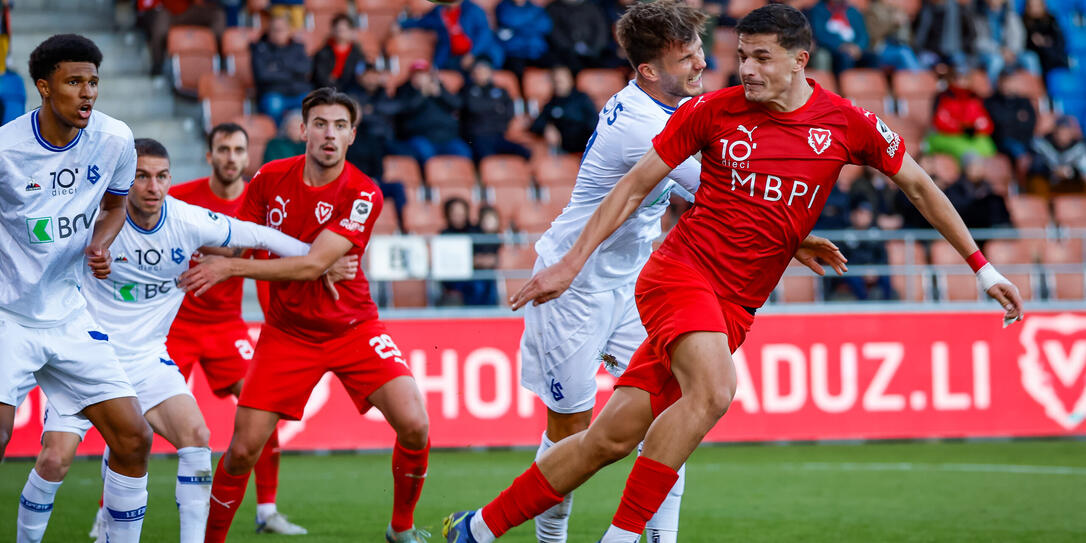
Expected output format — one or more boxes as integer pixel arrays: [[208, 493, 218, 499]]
[[610, 456, 679, 534], [204, 455, 252, 543], [254, 429, 280, 505], [390, 438, 430, 532], [479, 462, 564, 537]]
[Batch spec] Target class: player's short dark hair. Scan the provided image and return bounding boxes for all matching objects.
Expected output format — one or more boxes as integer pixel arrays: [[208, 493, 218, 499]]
[[736, 3, 813, 53], [207, 122, 249, 151], [28, 34, 103, 82], [616, 0, 708, 69], [135, 138, 170, 162], [302, 87, 360, 126], [332, 13, 355, 29]]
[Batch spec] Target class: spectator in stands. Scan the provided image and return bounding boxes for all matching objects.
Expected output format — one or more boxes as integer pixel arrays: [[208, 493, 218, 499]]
[[439, 197, 492, 306], [495, 0, 554, 78], [831, 200, 895, 301], [850, 168, 903, 229], [946, 152, 1012, 229], [545, 0, 612, 73], [815, 172, 853, 229], [262, 109, 305, 163], [251, 14, 312, 125], [268, 0, 305, 30], [399, 0, 505, 72], [470, 205, 502, 306], [460, 58, 531, 162], [863, 0, 921, 71], [392, 59, 472, 166], [135, 0, 226, 76], [529, 65, 597, 154], [974, 0, 1042, 83], [810, 0, 877, 74], [1022, 0, 1069, 75], [928, 67, 997, 160], [312, 13, 364, 91], [1029, 115, 1086, 195], [984, 69, 1037, 175], [912, 0, 978, 71], [347, 65, 408, 232]]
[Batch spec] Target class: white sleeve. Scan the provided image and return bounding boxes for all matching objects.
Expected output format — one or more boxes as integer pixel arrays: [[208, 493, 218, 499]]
[[667, 155, 702, 195], [107, 137, 136, 195], [223, 216, 310, 257]]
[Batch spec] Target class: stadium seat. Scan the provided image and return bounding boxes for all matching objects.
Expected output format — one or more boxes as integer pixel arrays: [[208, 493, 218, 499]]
[[576, 68, 628, 110], [1053, 195, 1086, 227], [230, 114, 277, 178], [198, 73, 249, 133], [405, 0, 436, 18], [980, 155, 1014, 195], [492, 69, 524, 114], [391, 279, 429, 307], [806, 69, 837, 94], [437, 70, 464, 94], [424, 155, 477, 189], [840, 68, 890, 115], [372, 202, 401, 234], [297, 29, 327, 56], [983, 240, 1035, 300], [499, 243, 537, 270], [402, 200, 444, 234], [1007, 194, 1051, 229], [542, 184, 574, 219], [522, 67, 554, 116], [480, 155, 531, 188], [531, 154, 580, 187], [432, 185, 476, 205], [354, 0, 405, 12], [1043, 240, 1085, 300], [777, 261, 817, 303], [514, 202, 554, 233], [886, 240, 928, 301], [383, 155, 424, 191], [1005, 70, 1049, 114], [501, 277, 530, 306], [930, 240, 979, 301], [355, 29, 383, 63], [222, 27, 258, 90], [968, 68, 992, 98], [489, 186, 533, 225], [385, 29, 436, 81], [505, 114, 543, 147], [892, 69, 938, 125], [356, 8, 400, 45], [167, 26, 220, 95], [883, 115, 924, 155]]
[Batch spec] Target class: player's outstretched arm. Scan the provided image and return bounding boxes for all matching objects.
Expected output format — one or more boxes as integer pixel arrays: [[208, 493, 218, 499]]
[[85, 192, 127, 279], [794, 235, 848, 276], [179, 229, 354, 296], [217, 216, 311, 258], [510, 149, 673, 309], [891, 153, 1024, 325]]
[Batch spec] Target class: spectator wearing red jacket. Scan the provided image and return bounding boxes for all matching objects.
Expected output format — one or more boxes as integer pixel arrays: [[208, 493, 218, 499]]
[[927, 68, 998, 160]]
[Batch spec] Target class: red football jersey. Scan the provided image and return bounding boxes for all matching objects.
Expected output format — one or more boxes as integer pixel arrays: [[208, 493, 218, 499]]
[[170, 177, 249, 323], [652, 80, 905, 308], [239, 155, 384, 343]]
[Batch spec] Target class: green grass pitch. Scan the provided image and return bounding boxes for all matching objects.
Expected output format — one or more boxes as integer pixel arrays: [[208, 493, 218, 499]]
[[1, 440, 1084, 542]]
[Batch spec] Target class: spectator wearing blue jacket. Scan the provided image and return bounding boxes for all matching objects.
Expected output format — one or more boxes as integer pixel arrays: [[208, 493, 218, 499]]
[[495, 0, 553, 78], [811, 0, 877, 74], [400, 0, 505, 72]]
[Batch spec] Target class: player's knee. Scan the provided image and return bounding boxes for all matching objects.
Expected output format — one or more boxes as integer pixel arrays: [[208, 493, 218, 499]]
[[583, 433, 637, 466], [395, 415, 429, 450], [703, 382, 735, 420], [35, 447, 73, 481], [0, 425, 11, 452], [111, 419, 153, 464], [227, 437, 264, 471], [186, 423, 211, 449]]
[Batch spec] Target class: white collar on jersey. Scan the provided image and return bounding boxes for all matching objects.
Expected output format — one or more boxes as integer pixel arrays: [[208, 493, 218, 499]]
[[31, 108, 84, 152], [632, 82, 678, 115]]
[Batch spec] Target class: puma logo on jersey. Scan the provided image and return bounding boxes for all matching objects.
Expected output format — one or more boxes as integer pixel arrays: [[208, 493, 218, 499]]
[[693, 95, 707, 108], [358, 190, 376, 200], [268, 196, 289, 228], [737, 124, 758, 141]]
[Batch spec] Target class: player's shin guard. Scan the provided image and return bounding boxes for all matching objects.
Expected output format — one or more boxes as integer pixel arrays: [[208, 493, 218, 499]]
[[254, 429, 280, 508], [609, 457, 679, 538], [479, 462, 565, 538], [17, 469, 61, 543], [205, 455, 251, 543], [644, 458, 685, 542], [103, 467, 148, 543], [176, 447, 212, 543], [391, 438, 430, 532], [534, 432, 573, 543]]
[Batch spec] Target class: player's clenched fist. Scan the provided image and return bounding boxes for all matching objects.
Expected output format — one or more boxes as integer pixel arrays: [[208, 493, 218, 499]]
[[85, 245, 112, 279]]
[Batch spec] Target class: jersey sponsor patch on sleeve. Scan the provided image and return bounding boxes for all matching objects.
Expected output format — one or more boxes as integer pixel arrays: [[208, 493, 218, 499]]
[[874, 115, 901, 157], [350, 198, 373, 224]]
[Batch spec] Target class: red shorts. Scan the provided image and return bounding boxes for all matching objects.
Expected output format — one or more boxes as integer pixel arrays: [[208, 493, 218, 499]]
[[615, 253, 756, 417], [238, 319, 413, 421], [167, 318, 254, 397]]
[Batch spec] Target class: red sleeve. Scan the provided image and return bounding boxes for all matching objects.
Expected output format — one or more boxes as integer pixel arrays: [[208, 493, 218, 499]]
[[845, 105, 906, 176], [651, 94, 715, 169], [238, 169, 267, 224], [326, 180, 384, 250]]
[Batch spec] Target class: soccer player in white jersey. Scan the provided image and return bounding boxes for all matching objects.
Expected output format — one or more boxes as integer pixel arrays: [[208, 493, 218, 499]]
[[0, 34, 154, 543], [517, 3, 845, 542], [13, 138, 328, 543]]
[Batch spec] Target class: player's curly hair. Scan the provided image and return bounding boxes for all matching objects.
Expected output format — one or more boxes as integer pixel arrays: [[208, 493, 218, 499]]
[[616, 0, 708, 69], [736, 3, 813, 52], [28, 34, 103, 83], [302, 87, 361, 126], [135, 138, 170, 162]]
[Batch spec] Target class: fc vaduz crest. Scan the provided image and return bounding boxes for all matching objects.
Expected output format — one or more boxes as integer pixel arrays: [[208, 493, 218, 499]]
[[315, 201, 334, 224], [1017, 313, 1086, 430], [807, 128, 832, 155]]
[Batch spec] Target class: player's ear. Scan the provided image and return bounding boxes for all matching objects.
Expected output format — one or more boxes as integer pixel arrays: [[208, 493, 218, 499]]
[[794, 49, 809, 72], [36, 78, 50, 100], [348, 126, 357, 146], [637, 62, 658, 82]]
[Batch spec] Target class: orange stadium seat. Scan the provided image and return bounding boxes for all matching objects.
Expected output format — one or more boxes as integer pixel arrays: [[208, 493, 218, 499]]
[[222, 27, 258, 90], [405, 0, 436, 18], [424, 155, 476, 188], [984, 240, 1035, 300], [505, 114, 542, 148], [514, 202, 554, 233], [1053, 195, 1086, 227], [432, 185, 476, 204], [383, 155, 423, 191], [882, 115, 924, 155], [385, 29, 436, 85], [231, 114, 277, 178], [167, 26, 219, 95], [980, 154, 1014, 195], [437, 70, 464, 94], [886, 240, 928, 301], [500, 243, 537, 270], [1007, 194, 1051, 229], [492, 70, 523, 114], [777, 261, 817, 303], [391, 280, 429, 307], [576, 68, 627, 110], [531, 154, 580, 187], [892, 70, 938, 125], [840, 68, 890, 115], [501, 277, 530, 306], [372, 202, 401, 234], [542, 184, 573, 218], [489, 186, 533, 225], [1043, 240, 1085, 300], [930, 240, 979, 300], [968, 68, 992, 98], [522, 67, 553, 115], [480, 155, 531, 188], [355, 0, 405, 12], [357, 10, 400, 45], [402, 200, 444, 234], [355, 29, 382, 63], [806, 69, 837, 94], [198, 73, 249, 132]]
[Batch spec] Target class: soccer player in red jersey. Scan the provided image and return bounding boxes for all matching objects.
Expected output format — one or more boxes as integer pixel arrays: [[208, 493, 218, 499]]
[[442, 5, 1024, 542], [167, 122, 308, 535], [182, 88, 432, 543]]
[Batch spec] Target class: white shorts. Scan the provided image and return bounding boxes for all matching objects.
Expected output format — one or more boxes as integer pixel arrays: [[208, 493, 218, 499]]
[[520, 261, 646, 413], [0, 309, 135, 416], [43, 349, 192, 439]]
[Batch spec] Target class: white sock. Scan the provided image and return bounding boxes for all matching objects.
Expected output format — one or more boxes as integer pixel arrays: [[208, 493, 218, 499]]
[[645, 461, 685, 540], [470, 508, 496, 543], [600, 524, 640, 543], [17, 469, 61, 543], [176, 447, 212, 543], [534, 431, 574, 543], [103, 467, 148, 543], [256, 502, 278, 521]]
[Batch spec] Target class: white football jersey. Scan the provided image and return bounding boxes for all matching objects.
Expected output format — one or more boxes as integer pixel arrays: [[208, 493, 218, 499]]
[[535, 81, 702, 292], [0, 109, 135, 326]]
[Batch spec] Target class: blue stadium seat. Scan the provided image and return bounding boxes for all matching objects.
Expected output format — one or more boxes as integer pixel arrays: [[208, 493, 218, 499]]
[[0, 71, 26, 125]]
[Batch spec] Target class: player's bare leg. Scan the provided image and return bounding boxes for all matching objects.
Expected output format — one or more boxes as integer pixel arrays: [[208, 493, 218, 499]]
[[145, 394, 213, 543], [369, 376, 432, 542], [17, 431, 81, 543], [600, 331, 734, 542], [0, 402, 14, 459], [533, 409, 590, 542], [81, 397, 153, 543], [205, 406, 282, 543]]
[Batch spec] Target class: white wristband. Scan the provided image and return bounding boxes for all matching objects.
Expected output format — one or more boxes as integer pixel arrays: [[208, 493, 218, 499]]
[[975, 262, 1009, 293]]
